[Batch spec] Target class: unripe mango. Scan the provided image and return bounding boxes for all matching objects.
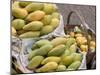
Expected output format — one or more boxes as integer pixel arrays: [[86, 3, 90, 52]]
[[26, 10, 45, 21], [12, 1, 20, 8], [42, 15, 52, 25], [23, 21, 43, 31], [12, 8, 28, 19], [19, 1, 32, 7], [35, 62, 58, 72], [12, 19, 25, 30], [51, 37, 67, 47], [52, 12, 60, 19], [56, 65, 66, 71], [69, 44, 77, 53], [41, 56, 61, 65], [40, 25, 53, 35], [48, 44, 66, 56], [61, 49, 71, 57], [50, 18, 60, 29], [17, 30, 27, 35], [67, 61, 81, 70], [25, 3, 44, 12], [27, 56, 44, 70], [19, 31, 40, 38]]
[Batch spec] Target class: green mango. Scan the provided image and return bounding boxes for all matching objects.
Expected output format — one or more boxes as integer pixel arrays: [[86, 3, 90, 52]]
[[56, 65, 66, 72], [19, 1, 32, 7], [52, 12, 60, 19]]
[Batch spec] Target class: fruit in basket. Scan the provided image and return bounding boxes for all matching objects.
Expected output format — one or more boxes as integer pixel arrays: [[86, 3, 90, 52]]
[[50, 18, 60, 29], [90, 41, 96, 48], [61, 49, 71, 57], [35, 62, 58, 72], [27, 56, 44, 70], [69, 32, 75, 37], [17, 30, 27, 35], [19, 31, 40, 38], [12, 19, 25, 30], [56, 65, 66, 71], [19, 1, 32, 7], [52, 12, 60, 19], [12, 27, 17, 36], [40, 25, 53, 35], [75, 33, 83, 37], [41, 56, 61, 65], [23, 21, 43, 31], [43, 4, 55, 14], [51, 37, 67, 47], [74, 26, 82, 33], [69, 44, 77, 53], [12, 8, 28, 19], [66, 38, 76, 49], [41, 15, 52, 25], [26, 10, 45, 21], [80, 45, 88, 52], [12, 1, 20, 8], [25, 3, 44, 12], [60, 55, 73, 66], [67, 61, 81, 70], [48, 44, 66, 56]]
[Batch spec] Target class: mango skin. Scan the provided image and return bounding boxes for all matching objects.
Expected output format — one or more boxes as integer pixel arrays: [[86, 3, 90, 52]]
[[40, 25, 53, 35], [48, 44, 66, 56], [51, 37, 67, 47], [23, 21, 43, 31], [27, 56, 44, 70], [41, 56, 61, 65], [19, 31, 40, 38], [35, 62, 58, 72], [67, 61, 81, 70], [12, 19, 25, 30], [26, 10, 45, 21], [12, 8, 28, 19], [19, 1, 32, 7], [25, 3, 44, 12], [52, 12, 60, 19], [12, 1, 20, 8], [12, 27, 16, 36], [56, 65, 66, 71]]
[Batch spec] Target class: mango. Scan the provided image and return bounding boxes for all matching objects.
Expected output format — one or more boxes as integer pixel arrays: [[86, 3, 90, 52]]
[[60, 55, 73, 67], [66, 38, 76, 49], [50, 18, 60, 29], [12, 8, 28, 19], [12, 27, 16, 36], [67, 61, 81, 70], [12, 1, 20, 8], [17, 30, 27, 35], [80, 45, 88, 52], [74, 26, 82, 33], [25, 3, 44, 12], [69, 44, 77, 53], [19, 1, 32, 7], [26, 10, 45, 21], [23, 21, 43, 31], [69, 32, 75, 37], [43, 4, 55, 14], [51, 37, 67, 47], [19, 31, 40, 38], [27, 56, 44, 70], [12, 19, 25, 30], [40, 25, 53, 35], [61, 49, 71, 57], [41, 56, 61, 65], [33, 39, 51, 48], [56, 65, 66, 71], [42, 15, 52, 25], [90, 41, 96, 48], [75, 33, 83, 37], [52, 12, 60, 19], [48, 44, 66, 56], [35, 62, 58, 72]]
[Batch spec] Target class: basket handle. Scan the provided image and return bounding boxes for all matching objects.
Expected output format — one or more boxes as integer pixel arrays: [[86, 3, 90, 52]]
[[67, 10, 91, 51]]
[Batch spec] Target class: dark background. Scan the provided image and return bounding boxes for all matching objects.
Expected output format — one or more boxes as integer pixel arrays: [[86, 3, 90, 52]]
[[57, 3, 96, 31]]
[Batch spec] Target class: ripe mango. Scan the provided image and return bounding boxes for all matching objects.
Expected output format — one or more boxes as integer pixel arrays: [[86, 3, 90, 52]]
[[50, 18, 60, 29], [25, 3, 44, 12], [35, 62, 58, 72], [40, 25, 53, 35], [43, 4, 55, 14], [19, 31, 40, 38], [52, 12, 60, 19], [67, 61, 81, 70], [60, 55, 73, 67], [12, 19, 25, 30], [48, 44, 66, 56], [41, 15, 52, 25], [56, 65, 66, 71], [23, 21, 43, 31], [26, 10, 45, 21], [51, 37, 67, 47], [12, 8, 28, 19], [19, 1, 32, 7], [27, 56, 44, 70], [80, 45, 88, 52], [41, 56, 61, 65], [12, 27, 16, 36]]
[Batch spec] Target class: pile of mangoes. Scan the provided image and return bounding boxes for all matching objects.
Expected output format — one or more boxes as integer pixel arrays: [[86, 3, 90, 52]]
[[11, 1, 60, 38], [27, 37, 83, 72]]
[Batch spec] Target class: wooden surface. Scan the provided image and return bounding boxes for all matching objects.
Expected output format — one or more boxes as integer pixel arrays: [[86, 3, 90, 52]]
[[57, 4, 96, 31]]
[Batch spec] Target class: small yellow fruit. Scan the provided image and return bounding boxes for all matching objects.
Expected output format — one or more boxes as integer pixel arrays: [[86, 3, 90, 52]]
[[80, 45, 88, 52]]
